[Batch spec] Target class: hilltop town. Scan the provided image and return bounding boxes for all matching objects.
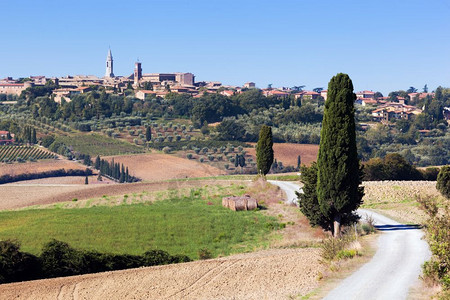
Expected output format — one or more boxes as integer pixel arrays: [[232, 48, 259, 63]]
[[2, 49, 448, 128]]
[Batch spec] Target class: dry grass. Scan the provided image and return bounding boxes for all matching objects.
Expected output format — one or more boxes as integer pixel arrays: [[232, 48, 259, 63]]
[[246, 143, 318, 167], [0, 180, 244, 211], [103, 153, 225, 181], [361, 181, 446, 224]]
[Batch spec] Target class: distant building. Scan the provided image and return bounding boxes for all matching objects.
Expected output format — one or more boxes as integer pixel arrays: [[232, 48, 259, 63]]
[[138, 72, 195, 87], [134, 62, 142, 87], [0, 81, 33, 95], [320, 90, 328, 101], [243, 82, 256, 89], [371, 102, 422, 122], [105, 49, 114, 78], [356, 90, 375, 99], [0, 131, 13, 145]]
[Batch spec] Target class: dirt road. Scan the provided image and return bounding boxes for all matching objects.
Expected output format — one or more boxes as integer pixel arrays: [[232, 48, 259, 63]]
[[274, 181, 431, 300], [323, 209, 431, 300]]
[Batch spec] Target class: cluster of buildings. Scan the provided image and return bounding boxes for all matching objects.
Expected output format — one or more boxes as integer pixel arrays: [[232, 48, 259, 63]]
[[353, 90, 426, 122], [1, 49, 448, 124]]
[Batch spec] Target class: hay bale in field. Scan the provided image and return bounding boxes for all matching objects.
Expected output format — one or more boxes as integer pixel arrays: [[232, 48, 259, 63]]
[[222, 195, 258, 211]]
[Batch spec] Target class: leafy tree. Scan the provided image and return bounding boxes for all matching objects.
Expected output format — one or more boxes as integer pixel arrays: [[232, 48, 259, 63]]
[[437, 165, 450, 199], [407, 86, 418, 93], [373, 91, 383, 99], [316, 73, 364, 237], [256, 125, 274, 175], [291, 85, 305, 92]]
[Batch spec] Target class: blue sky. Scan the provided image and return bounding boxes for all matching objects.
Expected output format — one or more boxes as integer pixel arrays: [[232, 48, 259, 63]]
[[1, 0, 449, 95]]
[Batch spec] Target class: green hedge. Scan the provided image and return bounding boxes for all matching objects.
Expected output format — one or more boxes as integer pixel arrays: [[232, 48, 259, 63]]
[[0, 240, 190, 283]]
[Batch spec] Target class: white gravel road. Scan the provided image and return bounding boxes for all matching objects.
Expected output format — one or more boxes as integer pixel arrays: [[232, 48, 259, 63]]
[[268, 180, 302, 205], [271, 180, 431, 300]]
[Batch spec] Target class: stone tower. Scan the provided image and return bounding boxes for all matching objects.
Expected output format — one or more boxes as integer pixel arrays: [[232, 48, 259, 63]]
[[134, 61, 142, 86], [105, 49, 114, 78]]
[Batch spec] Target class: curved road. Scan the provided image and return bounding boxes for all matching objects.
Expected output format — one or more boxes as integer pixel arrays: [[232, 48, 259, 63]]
[[269, 180, 431, 300]]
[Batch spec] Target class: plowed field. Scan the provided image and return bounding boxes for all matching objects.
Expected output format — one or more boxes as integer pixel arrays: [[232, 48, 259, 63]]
[[246, 143, 319, 167], [104, 153, 225, 181], [0, 248, 323, 300]]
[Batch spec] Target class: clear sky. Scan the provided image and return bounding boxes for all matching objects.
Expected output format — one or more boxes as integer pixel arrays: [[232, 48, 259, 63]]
[[1, 0, 449, 95]]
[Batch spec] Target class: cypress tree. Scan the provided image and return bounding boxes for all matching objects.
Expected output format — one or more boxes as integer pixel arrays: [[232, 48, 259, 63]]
[[125, 167, 129, 182], [297, 155, 301, 169], [95, 155, 101, 170], [256, 125, 274, 176], [31, 128, 37, 144], [119, 164, 125, 183], [297, 163, 332, 231], [316, 73, 364, 237], [146, 126, 152, 142]]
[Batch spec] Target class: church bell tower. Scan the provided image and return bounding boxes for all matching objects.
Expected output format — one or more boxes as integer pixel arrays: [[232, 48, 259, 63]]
[[105, 49, 114, 78]]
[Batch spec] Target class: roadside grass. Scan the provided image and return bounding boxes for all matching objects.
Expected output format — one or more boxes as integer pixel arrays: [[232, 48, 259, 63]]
[[55, 133, 144, 156], [0, 184, 280, 259]]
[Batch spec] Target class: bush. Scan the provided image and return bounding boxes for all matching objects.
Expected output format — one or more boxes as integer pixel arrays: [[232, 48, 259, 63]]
[[363, 153, 424, 181], [40, 240, 83, 278], [143, 250, 172, 266], [0, 240, 41, 284], [198, 248, 212, 260], [418, 195, 450, 290], [437, 165, 450, 199]]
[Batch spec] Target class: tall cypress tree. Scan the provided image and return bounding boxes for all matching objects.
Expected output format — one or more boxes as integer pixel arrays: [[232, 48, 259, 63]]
[[146, 126, 152, 142], [316, 73, 364, 237], [256, 125, 274, 176]]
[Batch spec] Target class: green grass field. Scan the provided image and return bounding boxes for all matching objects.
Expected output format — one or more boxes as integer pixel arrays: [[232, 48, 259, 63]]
[[0, 186, 280, 259], [55, 133, 144, 156]]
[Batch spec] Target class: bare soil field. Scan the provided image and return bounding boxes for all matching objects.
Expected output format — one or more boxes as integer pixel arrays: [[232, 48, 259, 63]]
[[0, 159, 87, 177], [104, 153, 225, 181], [0, 247, 323, 300], [246, 143, 319, 167], [3, 175, 109, 185]]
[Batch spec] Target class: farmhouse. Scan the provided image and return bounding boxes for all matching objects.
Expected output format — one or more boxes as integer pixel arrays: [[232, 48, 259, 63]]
[[0, 131, 13, 145], [371, 102, 422, 122]]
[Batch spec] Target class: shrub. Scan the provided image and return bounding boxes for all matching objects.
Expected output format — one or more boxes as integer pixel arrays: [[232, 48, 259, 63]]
[[0, 240, 41, 284], [418, 195, 450, 290], [198, 248, 212, 260], [40, 240, 83, 278], [437, 165, 450, 199], [186, 153, 193, 159], [143, 250, 172, 266]]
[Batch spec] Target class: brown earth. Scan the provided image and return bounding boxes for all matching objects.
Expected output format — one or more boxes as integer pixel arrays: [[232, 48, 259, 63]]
[[104, 153, 225, 181], [246, 143, 319, 167], [0, 248, 323, 300], [0, 159, 87, 177]]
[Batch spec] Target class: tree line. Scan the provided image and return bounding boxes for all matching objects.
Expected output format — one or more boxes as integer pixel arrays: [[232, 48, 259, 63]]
[[0, 239, 190, 284]]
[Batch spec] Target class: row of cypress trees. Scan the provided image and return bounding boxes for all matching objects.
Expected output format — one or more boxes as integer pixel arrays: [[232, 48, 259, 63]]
[[94, 155, 137, 183]]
